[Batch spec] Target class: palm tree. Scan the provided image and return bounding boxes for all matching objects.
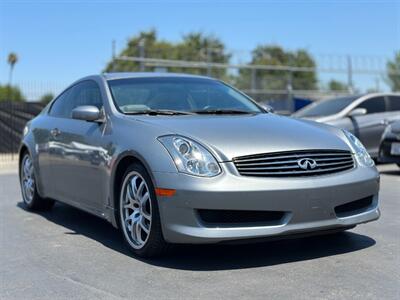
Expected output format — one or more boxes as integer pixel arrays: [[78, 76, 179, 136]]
[[7, 52, 18, 87], [7, 52, 18, 158]]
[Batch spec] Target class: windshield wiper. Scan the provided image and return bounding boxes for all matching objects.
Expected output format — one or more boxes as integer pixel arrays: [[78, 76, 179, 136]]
[[124, 109, 194, 116], [192, 109, 255, 115]]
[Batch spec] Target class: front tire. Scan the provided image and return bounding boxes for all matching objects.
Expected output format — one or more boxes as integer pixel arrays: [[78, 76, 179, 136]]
[[119, 163, 168, 257], [20, 153, 54, 210]]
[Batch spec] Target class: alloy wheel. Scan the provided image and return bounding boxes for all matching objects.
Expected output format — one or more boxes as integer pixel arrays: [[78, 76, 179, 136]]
[[120, 171, 152, 249], [21, 155, 35, 205]]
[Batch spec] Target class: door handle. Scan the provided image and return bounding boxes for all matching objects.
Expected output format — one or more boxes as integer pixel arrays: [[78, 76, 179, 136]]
[[50, 128, 61, 137]]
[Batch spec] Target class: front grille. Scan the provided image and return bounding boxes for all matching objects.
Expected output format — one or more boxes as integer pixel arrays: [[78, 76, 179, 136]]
[[197, 209, 286, 227], [233, 149, 354, 177]]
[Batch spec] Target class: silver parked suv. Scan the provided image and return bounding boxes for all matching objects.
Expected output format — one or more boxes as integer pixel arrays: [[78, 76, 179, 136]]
[[19, 73, 380, 257]]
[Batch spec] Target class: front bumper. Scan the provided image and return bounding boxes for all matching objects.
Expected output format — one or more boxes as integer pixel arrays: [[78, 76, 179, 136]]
[[153, 163, 380, 244]]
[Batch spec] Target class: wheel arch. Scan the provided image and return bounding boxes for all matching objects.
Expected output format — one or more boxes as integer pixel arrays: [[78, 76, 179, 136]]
[[110, 151, 157, 228], [18, 144, 30, 179], [18, 142, 46, 198]]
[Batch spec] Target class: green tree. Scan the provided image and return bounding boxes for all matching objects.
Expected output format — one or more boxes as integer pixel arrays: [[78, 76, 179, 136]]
[[39, 93, 54, 104], [236, 45, 318, 91], [328, 80, 347, 91], [0, 84, 24, 102], [175, 32, 231, 78], [387, 51, 400, 91], [104, 30, 230, 78]]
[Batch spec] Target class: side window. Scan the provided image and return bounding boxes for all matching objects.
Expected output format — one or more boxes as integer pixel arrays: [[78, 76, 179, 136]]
[[49, 88, 73, 118], [357, 97, 386, 114], [388, 96, 400, 111], [72, 81, 103, 109], [49, 81, 102, 118]]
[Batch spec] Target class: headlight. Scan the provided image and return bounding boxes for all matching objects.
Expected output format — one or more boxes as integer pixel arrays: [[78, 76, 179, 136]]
[[23, 125, 29, 136], [158, 135, 221, 177], [342, 130, 374, 167]]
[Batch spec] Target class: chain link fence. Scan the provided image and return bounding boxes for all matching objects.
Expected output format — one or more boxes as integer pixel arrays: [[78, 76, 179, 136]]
[[0, 101, 45, 160], [0, 52, 397, 161]]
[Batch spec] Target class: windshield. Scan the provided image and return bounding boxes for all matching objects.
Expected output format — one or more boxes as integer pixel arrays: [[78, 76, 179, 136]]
[[293, 95, 360, 118], [107, 77, 262, 114]]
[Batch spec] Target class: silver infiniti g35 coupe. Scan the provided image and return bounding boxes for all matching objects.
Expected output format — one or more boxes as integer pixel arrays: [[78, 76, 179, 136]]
[[19, 73, 380, 257]]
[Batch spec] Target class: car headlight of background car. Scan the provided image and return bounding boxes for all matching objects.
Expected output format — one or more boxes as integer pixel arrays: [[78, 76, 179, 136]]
[[158, 135, 221, 177], [343, 130, 375, 167]]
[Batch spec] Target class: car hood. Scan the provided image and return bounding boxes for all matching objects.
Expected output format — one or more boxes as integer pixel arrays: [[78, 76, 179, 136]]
[[134, 113, 350, 161]]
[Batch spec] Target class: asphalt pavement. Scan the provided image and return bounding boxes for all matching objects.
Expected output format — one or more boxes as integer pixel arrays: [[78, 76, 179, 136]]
[[1, 163, 399, 299]]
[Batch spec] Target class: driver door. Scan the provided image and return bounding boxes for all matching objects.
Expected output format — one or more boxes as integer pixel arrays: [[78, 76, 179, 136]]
[[47, 80, 110, 213]]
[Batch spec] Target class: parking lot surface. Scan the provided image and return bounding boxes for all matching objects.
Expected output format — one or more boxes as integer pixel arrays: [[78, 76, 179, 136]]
[[1, 164, 399, 299]]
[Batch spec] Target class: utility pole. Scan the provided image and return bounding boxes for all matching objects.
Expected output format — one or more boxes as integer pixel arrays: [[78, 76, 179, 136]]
[[111, 40, 116, 72], [347, 55, 354, 94]]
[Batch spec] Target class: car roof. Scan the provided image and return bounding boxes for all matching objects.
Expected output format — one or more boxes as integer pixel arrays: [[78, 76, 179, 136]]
[[102, 72, 213, 81]]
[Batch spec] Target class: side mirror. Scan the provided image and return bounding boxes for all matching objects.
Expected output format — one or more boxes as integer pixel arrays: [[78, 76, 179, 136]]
[[261, 104, 275, 113], [72, 105, 102, 122], [348, 108, 367, 117]]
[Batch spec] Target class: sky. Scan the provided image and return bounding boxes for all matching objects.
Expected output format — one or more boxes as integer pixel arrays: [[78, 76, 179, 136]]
[[0, 0, 399, 98]]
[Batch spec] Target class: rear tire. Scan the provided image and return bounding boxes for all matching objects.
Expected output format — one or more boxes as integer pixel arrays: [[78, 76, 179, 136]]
[[20, 153, 54, 211], [118, 162, 169, 258]]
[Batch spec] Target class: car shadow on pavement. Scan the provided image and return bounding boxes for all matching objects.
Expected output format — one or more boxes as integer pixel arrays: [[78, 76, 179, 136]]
[[17, 201, 376, 271], [380, 169, 400, 176]]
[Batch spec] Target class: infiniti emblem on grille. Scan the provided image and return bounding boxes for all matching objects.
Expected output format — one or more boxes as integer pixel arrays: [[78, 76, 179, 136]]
[[297, 158, 317, 170]]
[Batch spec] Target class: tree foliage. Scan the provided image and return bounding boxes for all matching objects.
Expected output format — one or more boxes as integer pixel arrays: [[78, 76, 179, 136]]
[[387, 51, 400, 91], [7, 53, 18, 67], [328, 80, 347, 91], [39, 93, 54, 104], [104, 30, 231, 78], [0, 85, 24, 102], [236, 46, 318, 91], [104, 32, 320, 92]]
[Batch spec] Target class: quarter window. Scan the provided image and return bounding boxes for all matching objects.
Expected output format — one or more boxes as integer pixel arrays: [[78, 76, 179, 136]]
[[357, 97, 386, 114], [388, 96, 400, 111], [49, 81, 102, 118]]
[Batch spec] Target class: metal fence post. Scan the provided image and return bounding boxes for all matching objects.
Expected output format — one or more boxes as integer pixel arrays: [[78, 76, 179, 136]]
[[251, 68, 257, 94], [207, 48, 212, 77], [287, 71, 294, 113], [139, 39, 145, 72]]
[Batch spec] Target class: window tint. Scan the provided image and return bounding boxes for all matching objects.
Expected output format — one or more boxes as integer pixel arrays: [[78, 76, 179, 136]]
[[388, 96, 400, 111], [49, 81, 102, 118], [357, 97, 386, 114], [107, 77, 262, 114], [73, 81, 103, 109], [49, 89, 73, 118], [293, 95, 359, 117]]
